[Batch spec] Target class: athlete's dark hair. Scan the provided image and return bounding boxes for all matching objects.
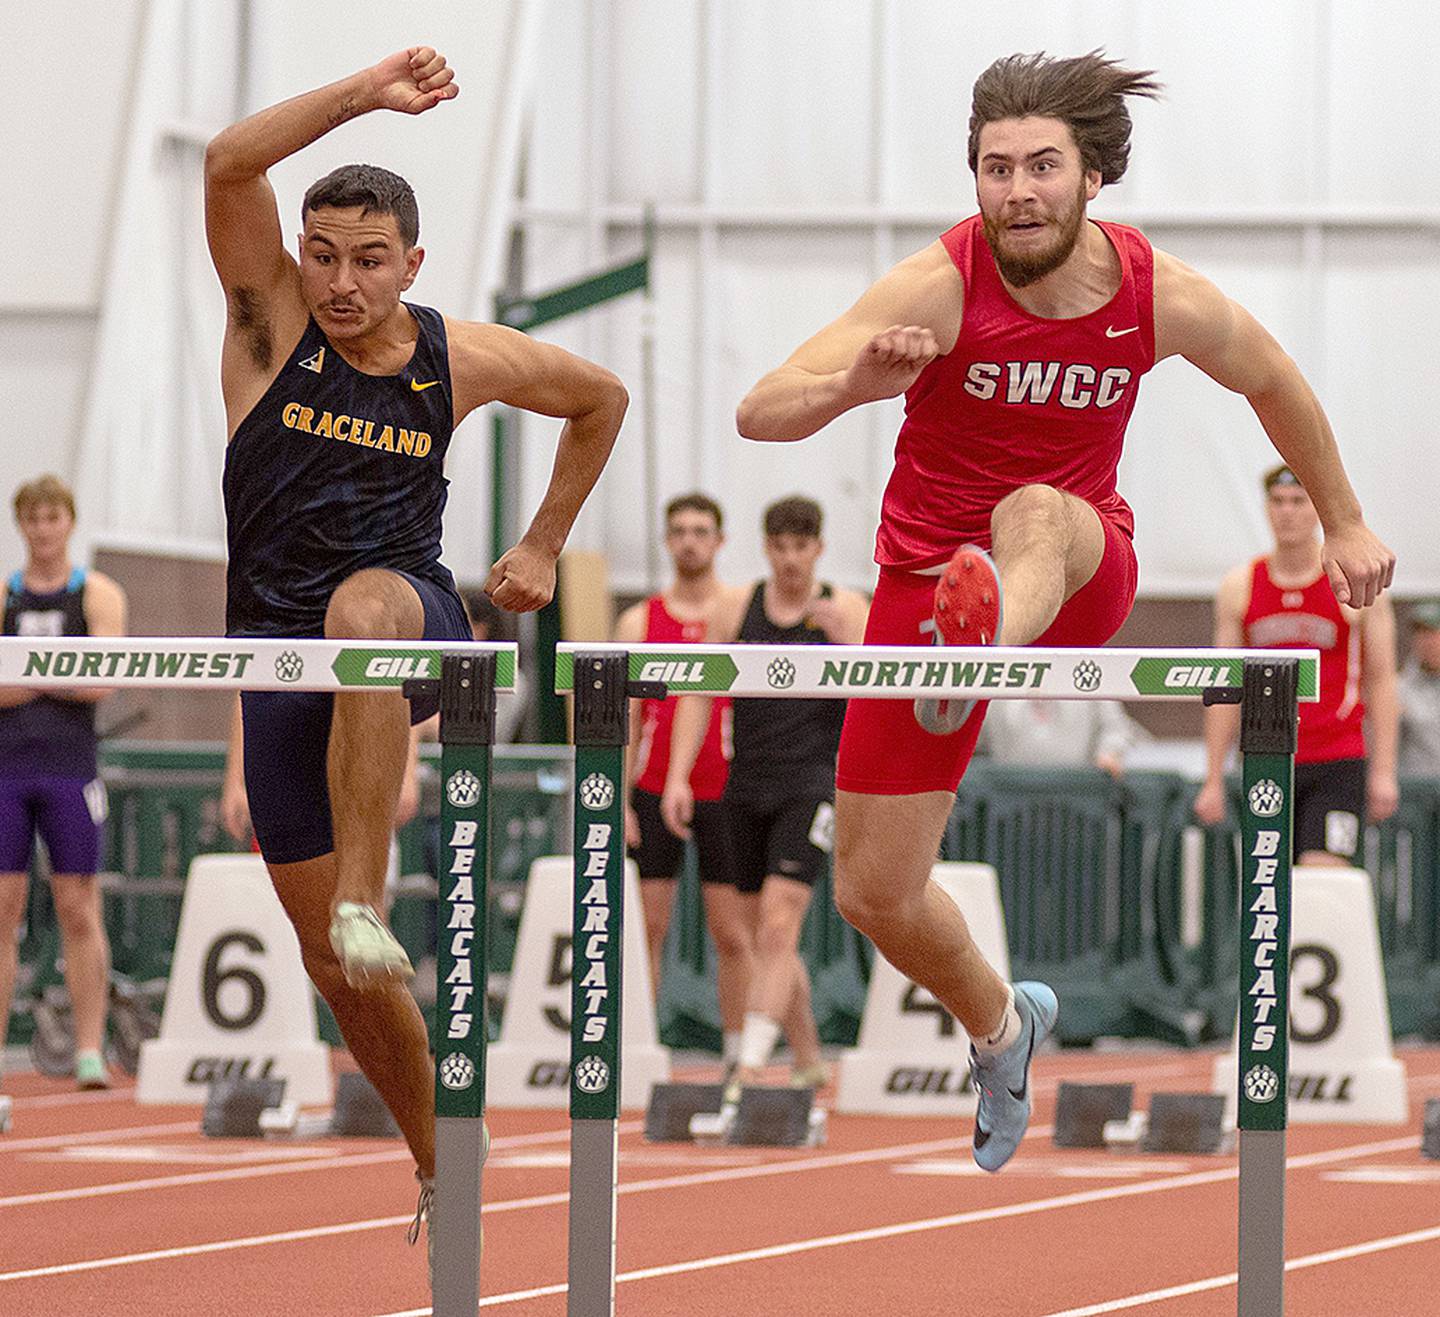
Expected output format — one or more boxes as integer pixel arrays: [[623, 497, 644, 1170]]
[[302, 164, 420, 247], [1263, 463, 1303, 494], [968, 51, 1162, 186], [664, 492, 724, 533], [763, 495, 823, 540]]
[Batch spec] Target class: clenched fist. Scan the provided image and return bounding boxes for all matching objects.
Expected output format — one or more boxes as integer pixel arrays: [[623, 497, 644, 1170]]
[[485, 540, 557, 613], [843, 325, 940, 404], [367, 47, 459, 115]]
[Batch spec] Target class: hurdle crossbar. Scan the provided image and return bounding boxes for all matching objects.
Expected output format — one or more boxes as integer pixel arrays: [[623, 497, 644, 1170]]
[[554, 642, 1319, 702], [555, 644, 1302, 1317], [0, 636, 517, 692]]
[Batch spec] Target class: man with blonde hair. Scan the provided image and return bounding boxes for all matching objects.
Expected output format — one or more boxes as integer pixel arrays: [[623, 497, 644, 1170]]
[[0, 476, 127, 1094]]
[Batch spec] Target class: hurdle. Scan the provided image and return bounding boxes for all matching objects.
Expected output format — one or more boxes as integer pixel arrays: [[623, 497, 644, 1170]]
[[0, 635, 515, 1317], [555, 641, 1315, 1317]]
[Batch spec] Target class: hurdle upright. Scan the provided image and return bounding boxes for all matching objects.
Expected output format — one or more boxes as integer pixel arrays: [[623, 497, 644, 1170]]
[[556, 641, 1312, 1316]]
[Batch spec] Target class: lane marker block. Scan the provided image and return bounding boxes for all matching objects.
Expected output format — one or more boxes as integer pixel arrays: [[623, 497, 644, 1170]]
[[1053, 1081, 1134, 1148]]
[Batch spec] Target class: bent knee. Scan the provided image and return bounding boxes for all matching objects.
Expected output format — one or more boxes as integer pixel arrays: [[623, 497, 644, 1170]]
[[324, 570, 421, 640], [992, 482, 1067, 531]]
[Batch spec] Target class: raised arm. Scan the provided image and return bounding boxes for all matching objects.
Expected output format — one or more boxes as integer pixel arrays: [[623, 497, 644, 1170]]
[[1153, 251, 1394, 608], [204, 48, 458, 412], [448, 322, 628, 613], [735, 241, 964, 442]]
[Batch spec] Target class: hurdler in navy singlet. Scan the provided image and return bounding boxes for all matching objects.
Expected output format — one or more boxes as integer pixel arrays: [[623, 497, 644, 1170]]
[[223, 301, 461, 638]]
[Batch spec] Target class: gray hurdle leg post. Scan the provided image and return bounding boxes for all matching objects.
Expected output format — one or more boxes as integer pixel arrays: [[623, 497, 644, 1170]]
[[568, 652, 631, 1317], [432, 651, 497, 1316], [1236, 657, 1299, 1317]]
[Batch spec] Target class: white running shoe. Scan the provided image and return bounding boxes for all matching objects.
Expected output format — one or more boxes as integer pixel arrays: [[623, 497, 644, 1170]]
[[328, 901, 414, 990]]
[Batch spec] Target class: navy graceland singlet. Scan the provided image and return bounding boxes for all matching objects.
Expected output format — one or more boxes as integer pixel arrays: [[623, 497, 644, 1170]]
[[223, 302, 460, 638]]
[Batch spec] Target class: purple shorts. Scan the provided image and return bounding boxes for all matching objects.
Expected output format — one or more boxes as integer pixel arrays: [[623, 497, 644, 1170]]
[[0, 775, 107, 875]]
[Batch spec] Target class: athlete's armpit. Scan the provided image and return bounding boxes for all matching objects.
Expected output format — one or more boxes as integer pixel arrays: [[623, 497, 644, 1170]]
[[228, 286, 275, 369]]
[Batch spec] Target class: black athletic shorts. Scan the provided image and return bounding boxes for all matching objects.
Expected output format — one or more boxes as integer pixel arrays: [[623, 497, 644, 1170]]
[[628, 787, 736, 885], [240, 571, 471, 865], [725, 788, 834, 894], [1293, 757, 1365, 863]]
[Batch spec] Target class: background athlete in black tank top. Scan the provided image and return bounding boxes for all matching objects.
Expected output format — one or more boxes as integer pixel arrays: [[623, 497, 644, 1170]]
[[204, 44, 628, 1203], [661, 497, 869, 1098], [0, 476, 127, 1092]]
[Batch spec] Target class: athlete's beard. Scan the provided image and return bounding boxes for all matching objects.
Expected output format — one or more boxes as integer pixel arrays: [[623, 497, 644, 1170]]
[[982, 179, 1088, 288], [674, 557, 712, 583]]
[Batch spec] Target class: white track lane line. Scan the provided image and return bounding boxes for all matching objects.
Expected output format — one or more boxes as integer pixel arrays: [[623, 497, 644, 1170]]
[[0, 1123, 613, 1211], [0, 1120, 201, 1155], [3, 1127, 1418, 1291], [6, 1087, 138, 1110], [0, 1127, 1034, 1281], [1040, 1222, 1440, 1316], [371, 1133, 1423, 1315]]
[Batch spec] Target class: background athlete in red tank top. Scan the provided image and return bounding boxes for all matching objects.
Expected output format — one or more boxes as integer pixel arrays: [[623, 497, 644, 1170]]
[[735, 52, 1396, 1172], [613, 493, 752, 1067], [1197, 466, 1398, 865]]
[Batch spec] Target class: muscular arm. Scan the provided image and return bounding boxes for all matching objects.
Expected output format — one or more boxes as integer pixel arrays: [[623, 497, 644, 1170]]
[[449, 321, 628, 612], [1360, 597, 1400, 821], [736, 242, 963, 442], [1195, 564, 1249, 822], [204, 48, 458, 419], [1153, 251, 1394, 607]]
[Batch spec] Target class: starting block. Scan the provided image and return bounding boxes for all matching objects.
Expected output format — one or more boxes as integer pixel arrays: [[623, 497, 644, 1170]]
[[329, 1072, 402, 1138], [202, 1076, 287, 1137], [1099, 1091, 1232, 1155], [1423, 1099, 1440, 1160], [690, 1085, 826, 1147], [1053, 1082, 1134, 1148], [1141, 1093, 1230, 1154], [644, 1083, 725, 1142]]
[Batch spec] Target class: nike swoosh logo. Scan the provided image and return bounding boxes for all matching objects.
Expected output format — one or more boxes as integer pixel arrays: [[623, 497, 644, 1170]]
[[410, 379, 440, 391], [1008, 1026, 1037, 1102], [1105, 325, 1140, 338]]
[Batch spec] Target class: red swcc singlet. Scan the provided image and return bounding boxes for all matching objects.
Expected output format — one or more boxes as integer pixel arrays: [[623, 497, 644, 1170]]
[[876, 214, 1156, 570], [1243, 559, 1364, 763], [632, 595, 731, 799]]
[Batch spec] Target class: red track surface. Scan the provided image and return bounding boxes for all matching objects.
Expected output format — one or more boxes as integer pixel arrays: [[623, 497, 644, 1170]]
[[4, 1049, 1440, 1315]]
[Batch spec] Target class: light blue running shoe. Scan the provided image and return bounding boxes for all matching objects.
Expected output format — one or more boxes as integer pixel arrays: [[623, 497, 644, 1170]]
[[969, 981, 1058, 1172]]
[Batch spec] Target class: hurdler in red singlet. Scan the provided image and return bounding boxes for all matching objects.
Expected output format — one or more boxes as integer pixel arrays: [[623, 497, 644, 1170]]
[[739, 55, 1394, 1176], [838, 214, 1151, 794]]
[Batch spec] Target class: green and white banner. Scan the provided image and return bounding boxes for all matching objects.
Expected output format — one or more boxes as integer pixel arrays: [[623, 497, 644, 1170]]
[[0, 638, 516, 693], [555, 644, 1319, 703]]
